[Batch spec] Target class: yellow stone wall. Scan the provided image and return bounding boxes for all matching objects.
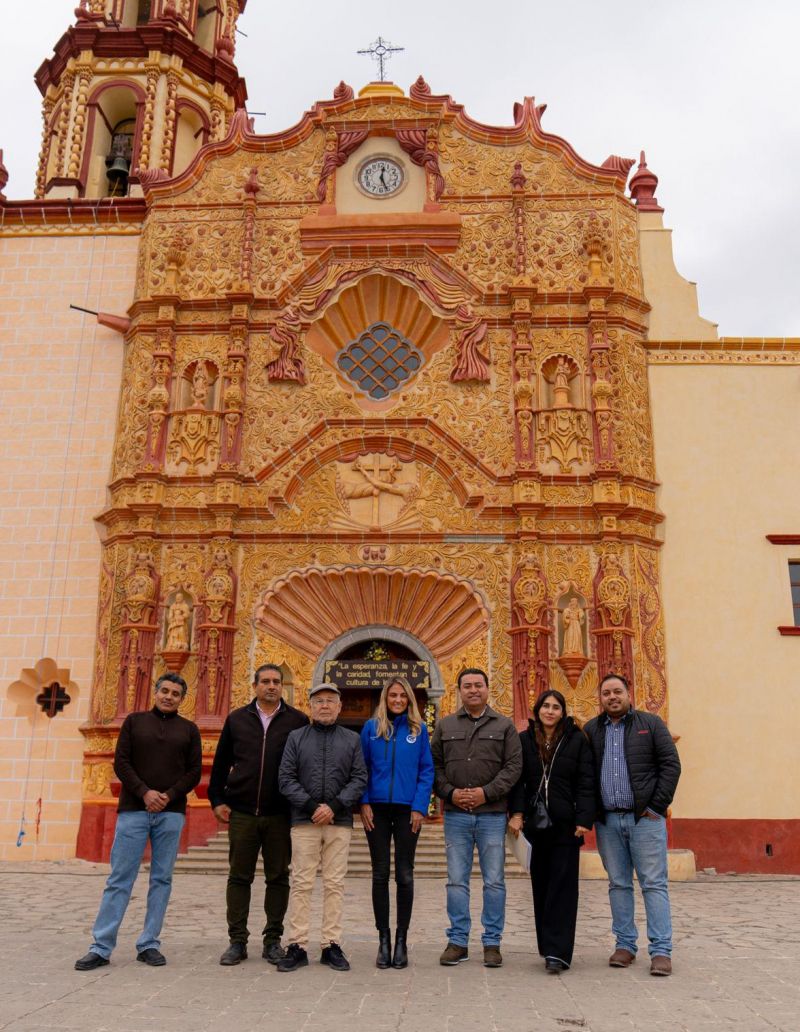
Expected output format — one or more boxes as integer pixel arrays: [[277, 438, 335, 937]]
[[649, 360, 800, 819], [0, 231, 139, 859]]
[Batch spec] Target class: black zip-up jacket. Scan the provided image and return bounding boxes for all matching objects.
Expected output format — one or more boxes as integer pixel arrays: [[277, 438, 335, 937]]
[[583, 708, 681, 823], [509, 718, 595, 841], [278, 722, 368, 826], [208, 698, 309, 816], [114, 707, 202, 815]]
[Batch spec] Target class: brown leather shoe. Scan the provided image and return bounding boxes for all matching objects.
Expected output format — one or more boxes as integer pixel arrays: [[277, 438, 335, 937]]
[[483, 946, 503, 968], [650, 955, 672, 976], [609, 948, 636, 968], [439, 942, 469, 966]]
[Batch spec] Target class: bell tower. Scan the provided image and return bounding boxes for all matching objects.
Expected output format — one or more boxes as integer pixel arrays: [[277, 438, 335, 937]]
[[33, 1, 248, 199]]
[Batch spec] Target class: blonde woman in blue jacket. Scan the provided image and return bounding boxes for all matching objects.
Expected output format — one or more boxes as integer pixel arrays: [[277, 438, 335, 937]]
[[360, 676, 434, 969]]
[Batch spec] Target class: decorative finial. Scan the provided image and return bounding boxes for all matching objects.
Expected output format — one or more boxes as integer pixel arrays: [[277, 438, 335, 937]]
[[357, 36, 404, 82], [629, 151, 664, 212], [410, 75, 432, 100], [333, 81, 354, 102]]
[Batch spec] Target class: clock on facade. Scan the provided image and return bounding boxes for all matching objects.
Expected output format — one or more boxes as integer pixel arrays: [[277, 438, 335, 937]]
[[356, 156, 405, 197]]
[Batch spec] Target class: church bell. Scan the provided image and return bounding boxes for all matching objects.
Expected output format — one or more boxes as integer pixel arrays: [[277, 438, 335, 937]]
[[105, 155, 130, 196]]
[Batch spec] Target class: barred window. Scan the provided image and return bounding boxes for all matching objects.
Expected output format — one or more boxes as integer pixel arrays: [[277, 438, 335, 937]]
[[337, 322, 423, 401]]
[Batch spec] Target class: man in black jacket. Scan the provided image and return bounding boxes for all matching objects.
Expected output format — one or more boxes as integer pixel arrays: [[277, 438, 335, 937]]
[[584, 673, 681, 977], [209, 663, 309, 966], [74, 672, 201, 970], [275, 682, 367, 973]]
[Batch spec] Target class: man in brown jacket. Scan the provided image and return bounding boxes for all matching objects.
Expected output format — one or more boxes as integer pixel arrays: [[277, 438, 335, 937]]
[[431, 668, 522, 969]]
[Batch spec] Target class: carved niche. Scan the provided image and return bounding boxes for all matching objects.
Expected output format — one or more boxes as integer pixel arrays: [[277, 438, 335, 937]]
[[535, 354, 592, 474], [556, 587, 589, 688], [166, 360, 220, 475]]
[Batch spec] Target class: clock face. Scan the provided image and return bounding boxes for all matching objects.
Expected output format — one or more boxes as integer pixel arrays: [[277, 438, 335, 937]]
[[357, 157, 405, 197]]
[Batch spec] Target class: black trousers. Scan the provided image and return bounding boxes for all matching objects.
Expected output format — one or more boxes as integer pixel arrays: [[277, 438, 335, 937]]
[[365, 803, 420, 931], [226, 810, 291, 945], [529, 829, 581, 966]]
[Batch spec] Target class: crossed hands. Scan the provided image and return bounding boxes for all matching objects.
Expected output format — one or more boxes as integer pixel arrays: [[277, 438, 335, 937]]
[[143, 789, 170, 813], [452, 787, 486, 812], [311, 804, 335, 826]]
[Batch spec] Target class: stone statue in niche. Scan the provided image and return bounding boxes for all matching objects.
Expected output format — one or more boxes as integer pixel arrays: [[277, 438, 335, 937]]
[[560, 597, 586, 657], [164, 592, 192, 651], [553, 357, 571, 407], [191, 364, 210, 408]]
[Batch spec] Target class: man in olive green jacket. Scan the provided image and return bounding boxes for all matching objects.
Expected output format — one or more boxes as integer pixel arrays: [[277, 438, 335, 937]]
[[431, 668, 522, 969]]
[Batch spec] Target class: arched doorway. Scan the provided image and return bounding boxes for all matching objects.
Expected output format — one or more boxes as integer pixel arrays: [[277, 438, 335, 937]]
[[313, 625, 442, 732]]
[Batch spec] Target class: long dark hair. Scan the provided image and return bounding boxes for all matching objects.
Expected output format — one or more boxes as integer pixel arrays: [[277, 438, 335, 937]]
[[532, 689, 570, 760]]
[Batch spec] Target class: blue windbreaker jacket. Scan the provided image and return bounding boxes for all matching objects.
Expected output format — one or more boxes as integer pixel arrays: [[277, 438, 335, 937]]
[[360, 713, 435, 814]]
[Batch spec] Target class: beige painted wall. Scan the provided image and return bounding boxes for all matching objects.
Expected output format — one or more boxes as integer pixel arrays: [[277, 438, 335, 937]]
[[649, 362, 800, 818], [639, 211, 718, 340], [0, 231, 138, 860]]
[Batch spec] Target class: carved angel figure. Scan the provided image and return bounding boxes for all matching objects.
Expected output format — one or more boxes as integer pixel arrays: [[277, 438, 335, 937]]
[[450, 304, 490, 383]]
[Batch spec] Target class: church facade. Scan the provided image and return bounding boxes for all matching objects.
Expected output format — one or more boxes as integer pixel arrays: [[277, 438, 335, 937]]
[[1, 0, 798, 871]]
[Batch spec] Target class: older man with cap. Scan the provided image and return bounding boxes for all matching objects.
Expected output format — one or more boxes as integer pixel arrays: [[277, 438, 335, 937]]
[[276, 682, 368, 972]]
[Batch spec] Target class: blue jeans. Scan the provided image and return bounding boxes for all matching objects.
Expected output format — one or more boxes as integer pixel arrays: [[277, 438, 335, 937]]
[[444, 811, 507, 947], [596, 812, 672, 957], [90, 810, 185, 959]]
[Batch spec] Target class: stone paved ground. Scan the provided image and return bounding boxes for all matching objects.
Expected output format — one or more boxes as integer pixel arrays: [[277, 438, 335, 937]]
[[1, 863, 799, 1032]]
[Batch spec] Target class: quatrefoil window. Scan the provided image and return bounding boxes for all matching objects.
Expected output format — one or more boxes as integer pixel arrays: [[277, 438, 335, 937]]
[[336, 322, 423, 400]]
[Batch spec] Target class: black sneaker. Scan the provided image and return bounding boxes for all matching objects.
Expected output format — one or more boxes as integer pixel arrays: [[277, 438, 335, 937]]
[[219, 942, 248, 966], [74, 951, 109, 971], [136, 948, 166, 967], [262, 942, 286, 964], [276, 943, 309, 972], [320, 942, 351, 971]]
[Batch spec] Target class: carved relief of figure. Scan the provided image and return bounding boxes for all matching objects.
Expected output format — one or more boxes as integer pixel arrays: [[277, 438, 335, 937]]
[[266, 306, 306, 384], [450, 304, 490, 383], [164, 592, 192, 651], [560, 598, 586, 657], [195, 545, 237, 726], [167, 409, 220, 474], [334, 452, 421, 530]]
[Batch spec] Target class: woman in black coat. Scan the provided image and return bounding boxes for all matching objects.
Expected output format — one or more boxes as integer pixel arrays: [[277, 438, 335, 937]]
[[509, 689, 595, 973]]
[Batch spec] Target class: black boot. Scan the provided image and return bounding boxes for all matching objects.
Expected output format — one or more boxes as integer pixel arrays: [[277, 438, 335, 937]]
[[376, 929, 392, 969], [392, 929, 408, 969]]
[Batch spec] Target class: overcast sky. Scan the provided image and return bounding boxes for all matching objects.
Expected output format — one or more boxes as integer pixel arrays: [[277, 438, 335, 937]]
[[2, 0, 798, 336]]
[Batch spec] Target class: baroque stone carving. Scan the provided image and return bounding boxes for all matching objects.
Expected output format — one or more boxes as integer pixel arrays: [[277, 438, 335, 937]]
[[450, 304, 490, 383], [266, 306, 306, 384], [334, 453, 421, 530]]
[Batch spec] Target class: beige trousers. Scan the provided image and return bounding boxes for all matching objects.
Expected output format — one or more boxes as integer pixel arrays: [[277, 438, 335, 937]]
[[286, 823, 351, 949]]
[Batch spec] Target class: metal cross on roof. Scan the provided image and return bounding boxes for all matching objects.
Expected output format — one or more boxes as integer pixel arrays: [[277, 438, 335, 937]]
[[357, 36, 404, 82]]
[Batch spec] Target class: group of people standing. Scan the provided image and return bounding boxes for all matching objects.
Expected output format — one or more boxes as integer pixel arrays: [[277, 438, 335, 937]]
[[74, 663, 681, 979]]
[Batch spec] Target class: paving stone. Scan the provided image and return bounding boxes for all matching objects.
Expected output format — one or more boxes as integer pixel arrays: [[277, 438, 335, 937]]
[[0, 866, 798, 1031]]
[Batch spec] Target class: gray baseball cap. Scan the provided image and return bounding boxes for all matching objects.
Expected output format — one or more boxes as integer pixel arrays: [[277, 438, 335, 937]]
[[309, 682, 341, 698]]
